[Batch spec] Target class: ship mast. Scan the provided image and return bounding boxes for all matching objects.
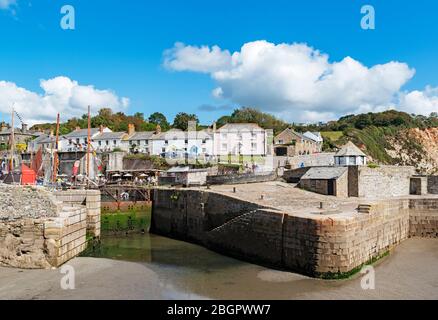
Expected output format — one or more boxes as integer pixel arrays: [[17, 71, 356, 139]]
[[9, 106, 15, 173], [52, 113, 60, 183], [86, 105, 91, 185]]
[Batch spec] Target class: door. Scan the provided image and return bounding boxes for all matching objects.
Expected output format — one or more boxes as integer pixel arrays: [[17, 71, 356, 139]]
[[327, 179, 335, 196]]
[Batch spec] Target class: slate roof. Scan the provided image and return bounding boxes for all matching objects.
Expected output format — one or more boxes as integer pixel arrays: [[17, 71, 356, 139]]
[[335, 141, 366, 157], [64, 128, 101, 138], [303, 131, 323, 143], [152, 129, 212, 140], [37, 135, 56, 144], [218, 123, 264, 131], [0, 128, 37, 136], [93, 132, 127, 140], [301, 166, 348, 180], [127, 131, 156, 141]]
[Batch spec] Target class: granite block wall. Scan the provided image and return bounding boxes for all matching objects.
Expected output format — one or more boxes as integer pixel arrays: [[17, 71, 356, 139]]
[[151, 189, 438, 278]]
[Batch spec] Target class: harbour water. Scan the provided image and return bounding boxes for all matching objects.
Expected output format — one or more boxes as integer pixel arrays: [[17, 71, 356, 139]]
[[81, 233, 438, 300]]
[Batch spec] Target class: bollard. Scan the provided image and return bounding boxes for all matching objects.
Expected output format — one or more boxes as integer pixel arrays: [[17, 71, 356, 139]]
[[233, 187, 236, 193], [319, 202, 323, 209], [261, 194, 264, 200]]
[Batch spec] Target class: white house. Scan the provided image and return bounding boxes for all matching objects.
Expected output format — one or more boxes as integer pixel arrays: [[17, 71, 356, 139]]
[[92, 131, 129, 152], [334, 141, 367, 166], [213, 123, 268, 156], [151, 128, 214, 159], [61, 127, 112, 152], [125, 131, 156, 154]]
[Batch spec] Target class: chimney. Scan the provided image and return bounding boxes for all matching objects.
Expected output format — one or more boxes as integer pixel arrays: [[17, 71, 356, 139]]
[[50, 129, 54, 137], [99, 125, 105, 133], [155, 124, 162, 134], [75, 126, 81, 131], [21, 123, 28, 133], [213, 122, 217, 133], [1, 122, 7, 132], [128, 123, 135, 136]]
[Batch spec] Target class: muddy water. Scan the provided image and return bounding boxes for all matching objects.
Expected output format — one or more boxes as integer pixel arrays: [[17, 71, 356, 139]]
[[83, 234, 438, 300]]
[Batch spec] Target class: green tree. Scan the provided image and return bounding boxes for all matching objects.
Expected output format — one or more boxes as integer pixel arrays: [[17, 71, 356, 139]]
[[218, 107, 288, 134], [148, 112, 170, 131], [172, 112, 199, 131]]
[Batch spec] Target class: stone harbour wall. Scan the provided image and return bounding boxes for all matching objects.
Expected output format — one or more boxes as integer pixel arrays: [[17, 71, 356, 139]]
[[206, 172, 277, 185], [151, 189, 437, 278], [409, 199, 438, 237], [54, 190, 101, 238], [0, 186, 101, 269], [0, 206, 87, 269], [353, 166, 416, 198]]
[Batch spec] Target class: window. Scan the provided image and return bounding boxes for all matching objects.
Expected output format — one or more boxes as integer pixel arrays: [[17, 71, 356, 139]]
[[164, 140, 168, 145], [202, 148, 207, 153], [278, 140, 283, 144], [221, 143, 227, 151], [221, 133, 227, 139], [129, 141, 133, 145], [251, 142, 257, 150], [106, 140, 109, 146], [349, 156, 356, 165], [162, 147, 166, 153], [202, 139, 207, 144], [98, 141, 102, 146], [76, 138, 80, 144], [185, 139, 188, 144], [113, 140, 117, 145], [137, 140, 141, 145], [145, 140, 149, 145], [251, 132, 257, 139]]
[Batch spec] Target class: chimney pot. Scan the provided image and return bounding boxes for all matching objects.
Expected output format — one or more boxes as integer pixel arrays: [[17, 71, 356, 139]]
[[128, 123, 135, 136]]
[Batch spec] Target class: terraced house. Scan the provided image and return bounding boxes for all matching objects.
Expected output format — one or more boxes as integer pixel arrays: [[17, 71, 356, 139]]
[[151, 128, 214, 159]]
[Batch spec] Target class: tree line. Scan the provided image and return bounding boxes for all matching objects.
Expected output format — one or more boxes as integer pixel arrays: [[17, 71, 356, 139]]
[[30, 107, 438, 136]]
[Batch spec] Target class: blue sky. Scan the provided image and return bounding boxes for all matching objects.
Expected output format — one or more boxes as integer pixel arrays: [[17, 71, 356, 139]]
[[0, 0, 437, 125]]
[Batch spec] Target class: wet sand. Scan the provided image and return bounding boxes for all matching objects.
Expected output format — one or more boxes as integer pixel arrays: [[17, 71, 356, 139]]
[[0, 237, 437, 300]]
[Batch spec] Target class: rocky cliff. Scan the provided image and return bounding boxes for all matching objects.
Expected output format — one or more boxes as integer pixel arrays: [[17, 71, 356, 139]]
[[386, 128, 438, 174]]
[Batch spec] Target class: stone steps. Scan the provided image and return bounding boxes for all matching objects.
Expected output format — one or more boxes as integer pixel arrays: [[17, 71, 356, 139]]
[[357, 204, 372, 214]]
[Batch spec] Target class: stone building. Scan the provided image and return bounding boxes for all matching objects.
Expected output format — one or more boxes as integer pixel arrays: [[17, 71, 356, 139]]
[[274, 128, 321, 156], [334, 141, 367, 166], [299, 166, 349, 197], [0, 122, 39, 152], [159, 166, 208, 186]]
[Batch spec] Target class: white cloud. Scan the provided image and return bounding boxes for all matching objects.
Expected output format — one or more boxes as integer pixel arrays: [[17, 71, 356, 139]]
[[0, 76, 129, 125], [163, 42, 233, 73], [398, 86, 438, 116], [0, 0, 16, 10], [164, 40, 423, 122]]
